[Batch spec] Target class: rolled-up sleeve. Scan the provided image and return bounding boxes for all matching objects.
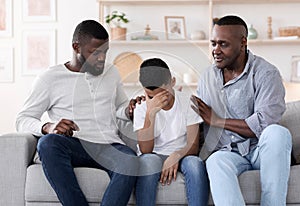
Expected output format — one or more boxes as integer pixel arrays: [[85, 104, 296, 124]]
[[245, 69, 286, 138]]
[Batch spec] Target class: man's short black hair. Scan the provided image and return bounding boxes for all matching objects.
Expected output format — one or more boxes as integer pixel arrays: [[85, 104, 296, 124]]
[[139, 58, 171, 90], [72, 20, 109, 44], [215, 15, 248, 37]]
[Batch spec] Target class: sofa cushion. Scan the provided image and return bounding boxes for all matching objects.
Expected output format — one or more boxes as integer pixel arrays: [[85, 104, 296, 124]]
[[25, 165, 113, 203], [280, 100, 300, 164], [25, 164, 189, 205]]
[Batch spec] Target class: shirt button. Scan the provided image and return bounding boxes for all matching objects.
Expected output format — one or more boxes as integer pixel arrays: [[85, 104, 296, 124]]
[[231, 135, 234, 139]]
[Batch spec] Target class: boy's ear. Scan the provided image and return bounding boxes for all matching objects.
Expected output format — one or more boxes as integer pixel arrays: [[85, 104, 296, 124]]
[[171, 77, 176, 87]]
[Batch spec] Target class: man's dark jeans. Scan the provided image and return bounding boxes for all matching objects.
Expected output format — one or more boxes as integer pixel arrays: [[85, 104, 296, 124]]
[[37, 134, 137, 206]]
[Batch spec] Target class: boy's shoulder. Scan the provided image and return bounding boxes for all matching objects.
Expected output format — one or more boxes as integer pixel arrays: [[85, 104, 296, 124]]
[[174, 90, 192, 105]]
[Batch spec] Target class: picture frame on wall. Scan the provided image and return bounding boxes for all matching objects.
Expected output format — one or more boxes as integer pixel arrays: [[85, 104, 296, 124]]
[[22, 30, 56, 76], [0, 0, 12, 37], [164, 16, 186, 40], [291, 56, 300, 83], [0, 47, 13, 82], [23, 0, 56, 22]]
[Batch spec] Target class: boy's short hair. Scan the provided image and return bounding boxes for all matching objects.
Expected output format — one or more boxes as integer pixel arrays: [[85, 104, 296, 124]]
[[139, 58, 171, 90]]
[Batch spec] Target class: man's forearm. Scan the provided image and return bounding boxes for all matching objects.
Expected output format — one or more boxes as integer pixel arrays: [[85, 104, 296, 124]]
[[215, 118, 256, 138]]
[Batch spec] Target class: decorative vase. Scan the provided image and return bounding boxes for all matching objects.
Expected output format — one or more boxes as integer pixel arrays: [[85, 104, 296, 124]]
[[248, 24, 258, 39], [111, 27, 127, 40]]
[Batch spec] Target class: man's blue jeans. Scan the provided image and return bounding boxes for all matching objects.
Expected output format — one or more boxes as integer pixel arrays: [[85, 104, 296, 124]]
[[37, 134, 137, 206], [206, 124, 292, 206], [135, 154, 209, 206]]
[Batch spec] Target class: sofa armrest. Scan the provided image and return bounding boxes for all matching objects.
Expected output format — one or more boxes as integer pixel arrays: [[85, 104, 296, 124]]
[[0, 133, 37, 206]]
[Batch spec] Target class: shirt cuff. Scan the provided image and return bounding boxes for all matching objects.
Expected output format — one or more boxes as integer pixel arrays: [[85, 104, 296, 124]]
[[245, 114, 262, 138]]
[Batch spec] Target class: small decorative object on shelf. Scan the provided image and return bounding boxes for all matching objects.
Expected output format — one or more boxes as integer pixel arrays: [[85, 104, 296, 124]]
[[131, 24, 159, 40], [278, 26, 300, 37], [291, 56, 300, 83], [267, 16, 273, 39], [247, 24, 258, 39], [105, 11, 129, 40], [190, 30, 206, 40]]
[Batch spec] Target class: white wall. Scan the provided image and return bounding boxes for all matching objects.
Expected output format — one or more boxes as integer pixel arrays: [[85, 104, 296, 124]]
[[0, 0, 300, 134], [0, 0, 99, 134]]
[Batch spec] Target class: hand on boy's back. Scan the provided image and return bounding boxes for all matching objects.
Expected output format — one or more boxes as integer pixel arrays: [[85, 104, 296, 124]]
[[146, 90, 169, 115], [126, 95, 146, 120]]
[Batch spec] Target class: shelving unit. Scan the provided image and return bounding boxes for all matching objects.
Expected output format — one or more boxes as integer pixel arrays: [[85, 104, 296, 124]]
[[97, 0, 300, 83]]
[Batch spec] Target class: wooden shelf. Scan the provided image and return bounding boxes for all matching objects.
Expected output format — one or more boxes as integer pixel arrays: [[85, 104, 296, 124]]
[[248, 39, 300, 45], [212, 0, 300, 4], [98, 0, 208, 5], [110, 39, 300, 46], [98, 0, 300, 4], [110, 40, 209, 46]]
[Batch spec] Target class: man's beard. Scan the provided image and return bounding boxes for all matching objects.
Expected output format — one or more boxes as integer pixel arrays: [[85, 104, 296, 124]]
[[79, 55, 104, 76]]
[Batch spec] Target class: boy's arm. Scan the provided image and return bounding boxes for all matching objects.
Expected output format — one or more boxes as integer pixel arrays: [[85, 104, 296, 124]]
[[160, 123, 200, 185], [137, 110, 156, 153], [137, 90, 169, 153]]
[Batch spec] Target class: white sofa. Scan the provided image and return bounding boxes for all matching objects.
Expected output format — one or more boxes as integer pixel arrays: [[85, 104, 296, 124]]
[[1, 100, 300, 205]]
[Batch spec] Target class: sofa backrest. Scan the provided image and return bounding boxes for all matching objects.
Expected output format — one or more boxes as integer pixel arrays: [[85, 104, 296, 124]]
[[280, 100, 300, 164]]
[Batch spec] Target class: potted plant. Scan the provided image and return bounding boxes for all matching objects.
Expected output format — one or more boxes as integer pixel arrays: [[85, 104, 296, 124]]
[[105, 11, 129, 40]]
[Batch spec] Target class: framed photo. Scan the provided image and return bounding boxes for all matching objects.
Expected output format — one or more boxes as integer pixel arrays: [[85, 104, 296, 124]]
[[22, 30, 56, 76], [0, 0, 12, 37], [0, 47, 13, 82], [164, 16, 186, 40], [23, 0, 56, 22], [291, 56, 300, 82]]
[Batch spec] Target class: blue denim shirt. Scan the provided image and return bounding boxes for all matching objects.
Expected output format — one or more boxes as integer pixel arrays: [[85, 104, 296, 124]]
[[197, 51, 286, 156]]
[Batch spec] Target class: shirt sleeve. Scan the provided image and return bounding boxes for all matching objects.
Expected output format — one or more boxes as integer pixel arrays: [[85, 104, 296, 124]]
[[245, 69, 286, 138], [114, 70, 130, 121], [133, 103, 146, 132], [16, 75, 50, 136], [187, 97, 203, 126]]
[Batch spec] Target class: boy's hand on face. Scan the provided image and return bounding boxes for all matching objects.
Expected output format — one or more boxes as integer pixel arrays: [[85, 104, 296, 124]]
[[146, 90, 169, 116], [160, 152, 181, 186]]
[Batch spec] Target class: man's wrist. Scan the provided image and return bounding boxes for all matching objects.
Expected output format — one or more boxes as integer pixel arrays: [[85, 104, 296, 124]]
[[41, 122, 51, 135]]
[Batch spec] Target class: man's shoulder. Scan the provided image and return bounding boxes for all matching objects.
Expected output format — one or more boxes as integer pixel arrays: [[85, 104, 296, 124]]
[[251, 54, 279, 74], [38, 64, 65, 78]]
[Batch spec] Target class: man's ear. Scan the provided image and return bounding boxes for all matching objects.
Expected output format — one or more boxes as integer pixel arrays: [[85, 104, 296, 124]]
[[241, 36, 247, 49], [171, 77, 176, 87], [72, 42, 80, 53]]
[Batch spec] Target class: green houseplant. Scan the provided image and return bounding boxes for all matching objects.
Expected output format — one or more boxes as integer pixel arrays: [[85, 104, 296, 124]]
[[105, 11, 129, 40]]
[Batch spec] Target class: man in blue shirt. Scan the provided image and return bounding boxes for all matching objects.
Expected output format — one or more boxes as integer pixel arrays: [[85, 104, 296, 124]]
[[191, 15, 292, 206]]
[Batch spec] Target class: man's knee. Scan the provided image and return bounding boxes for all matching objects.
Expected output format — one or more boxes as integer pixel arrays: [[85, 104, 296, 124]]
[[37, 134, 68, 161], [260, 124, 292, 148]]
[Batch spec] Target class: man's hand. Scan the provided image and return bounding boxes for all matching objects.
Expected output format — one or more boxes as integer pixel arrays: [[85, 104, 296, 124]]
[[160, 152, 180, 186], [126, 95, 146, 121], [190, 95, 221, 127], [42, 119, 79, 136]]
